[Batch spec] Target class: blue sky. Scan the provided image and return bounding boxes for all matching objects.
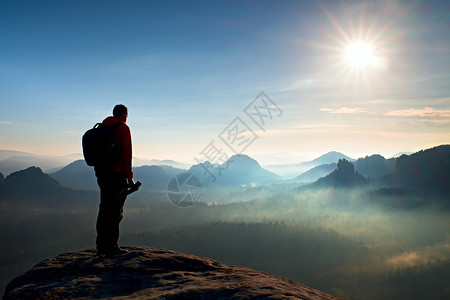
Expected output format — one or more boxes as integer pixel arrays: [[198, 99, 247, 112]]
[[1, 0, 449, 165]]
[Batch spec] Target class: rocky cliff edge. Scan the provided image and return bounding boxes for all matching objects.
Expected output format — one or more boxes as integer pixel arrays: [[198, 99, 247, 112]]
[[3, 246, 341, 299]]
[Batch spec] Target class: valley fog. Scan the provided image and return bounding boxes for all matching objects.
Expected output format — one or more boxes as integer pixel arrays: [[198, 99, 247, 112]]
[[1, 183, 449, 300], [1, 146, 449, 299]]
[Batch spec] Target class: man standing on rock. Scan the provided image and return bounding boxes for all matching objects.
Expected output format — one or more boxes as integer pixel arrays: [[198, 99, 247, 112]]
[[95, 104, 134, 256]]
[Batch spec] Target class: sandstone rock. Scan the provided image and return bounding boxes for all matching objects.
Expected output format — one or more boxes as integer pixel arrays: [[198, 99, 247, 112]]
[[3, 246, 341, 299]]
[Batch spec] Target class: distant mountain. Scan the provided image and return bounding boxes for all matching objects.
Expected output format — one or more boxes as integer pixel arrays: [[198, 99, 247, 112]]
[[296, 154, 397, 184], [133, 165, 185, 191], [0, 151, 82, 175], [189, 154, 280, 187], [353, 155, 396, 179], [263, 164, 306, 179], [305, 151, 354, 167], [0, 150, 31, 160], [265, 151, 354, 179], [0, 167, 67, 202], [133, 157, 190, 169], [310, 159, 368, 188], [0, 149, 188, 176], [50, 160, 186, 191], [50, 160, 97, 190], [390, 152, 413, 158], [295, 163, 337, 183]]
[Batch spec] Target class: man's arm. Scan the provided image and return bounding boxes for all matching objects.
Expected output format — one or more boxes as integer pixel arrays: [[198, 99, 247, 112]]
[[114, 123, 134, 179]]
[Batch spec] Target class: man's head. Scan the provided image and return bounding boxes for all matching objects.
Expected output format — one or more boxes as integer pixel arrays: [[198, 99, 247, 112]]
[[113, 104, 128, 123]]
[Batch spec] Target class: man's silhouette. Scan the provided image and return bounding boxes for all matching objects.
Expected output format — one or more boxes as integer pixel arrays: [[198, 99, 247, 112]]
[[95, 104, 134, 256]]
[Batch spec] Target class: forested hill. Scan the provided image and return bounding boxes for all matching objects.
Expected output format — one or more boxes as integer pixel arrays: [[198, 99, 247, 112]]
[[393, 145, 450, 194], [0, 166, 95, 207]]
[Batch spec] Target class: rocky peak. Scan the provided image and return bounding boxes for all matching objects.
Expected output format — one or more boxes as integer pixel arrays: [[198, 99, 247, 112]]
[[3, 246, 341, 299]]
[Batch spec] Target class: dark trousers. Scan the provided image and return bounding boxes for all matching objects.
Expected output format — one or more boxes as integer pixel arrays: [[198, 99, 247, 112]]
[[96, 173, 128, 251]]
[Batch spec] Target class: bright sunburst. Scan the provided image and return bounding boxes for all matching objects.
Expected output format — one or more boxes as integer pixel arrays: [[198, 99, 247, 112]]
[[309, 2, 394, 94], [344, 42, 375, 69]]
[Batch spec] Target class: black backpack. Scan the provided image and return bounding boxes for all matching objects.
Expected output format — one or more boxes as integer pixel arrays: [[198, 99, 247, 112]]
[[82, 123, 122, 168]]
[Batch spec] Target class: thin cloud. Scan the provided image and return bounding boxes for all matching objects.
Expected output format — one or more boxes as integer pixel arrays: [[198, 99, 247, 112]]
[[412, 72, 450, 82], [252, 124, 351, 137], [320, 107, 368, 114], [385, 107, 450, 117], [0, 121, 13, 125], [63, 131, 84, 136]]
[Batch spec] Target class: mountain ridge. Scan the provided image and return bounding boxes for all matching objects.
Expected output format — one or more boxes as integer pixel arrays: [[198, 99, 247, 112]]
[[2, 145, 449, 196], [310, 159, 368, 188], [0, 151, 188, 176], [265, 151, 354, 178], [189, 154, 280, 187]]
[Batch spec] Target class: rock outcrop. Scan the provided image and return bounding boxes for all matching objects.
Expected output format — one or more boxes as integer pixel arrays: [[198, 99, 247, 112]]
[[3, 246, 341, 299]]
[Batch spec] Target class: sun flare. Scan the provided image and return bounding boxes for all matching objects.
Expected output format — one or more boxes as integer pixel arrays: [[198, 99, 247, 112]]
[[312, 4, 393, 91], [344, 42, 375, 68]]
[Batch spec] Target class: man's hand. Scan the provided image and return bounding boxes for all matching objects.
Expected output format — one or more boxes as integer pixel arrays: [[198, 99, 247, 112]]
[[128, 178, 135, 188]]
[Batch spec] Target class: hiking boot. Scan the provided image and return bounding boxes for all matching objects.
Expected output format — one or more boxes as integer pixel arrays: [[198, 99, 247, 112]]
[[109, 246, 128, 256], [97, 246, 128, 257]]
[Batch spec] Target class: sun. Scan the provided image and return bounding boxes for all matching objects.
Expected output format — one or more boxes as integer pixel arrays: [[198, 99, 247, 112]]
[[344, 42, 375, 69], [309, 2, 393, 92]]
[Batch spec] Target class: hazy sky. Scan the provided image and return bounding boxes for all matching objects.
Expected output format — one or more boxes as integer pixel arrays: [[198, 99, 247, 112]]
[[1, 0, 449, 165]]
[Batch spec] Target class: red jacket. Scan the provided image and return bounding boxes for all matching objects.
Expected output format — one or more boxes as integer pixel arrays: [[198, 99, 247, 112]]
[[102, 116, 133, 179]]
